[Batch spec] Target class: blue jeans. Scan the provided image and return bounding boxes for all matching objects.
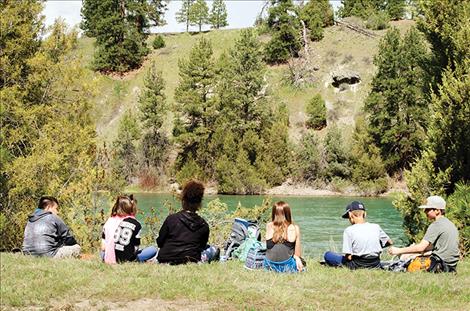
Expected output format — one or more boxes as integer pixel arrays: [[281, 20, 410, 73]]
[[324, 251, 347, 267], [101, 246, 158, 263], [200, 245, 219, 263], [264, 257, 299, 273]]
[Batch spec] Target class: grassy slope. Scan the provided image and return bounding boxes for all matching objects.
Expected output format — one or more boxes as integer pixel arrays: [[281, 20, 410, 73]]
[[1, 253, 469, 310], [84, 21, 416, 145]]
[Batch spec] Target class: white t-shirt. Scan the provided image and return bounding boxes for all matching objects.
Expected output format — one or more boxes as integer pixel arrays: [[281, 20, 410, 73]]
[[342, 222, 390, 257]]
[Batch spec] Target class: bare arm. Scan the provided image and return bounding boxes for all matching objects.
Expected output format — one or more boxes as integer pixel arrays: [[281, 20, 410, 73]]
[[265, 222, 273, 240], [388, 239, 431, 256]]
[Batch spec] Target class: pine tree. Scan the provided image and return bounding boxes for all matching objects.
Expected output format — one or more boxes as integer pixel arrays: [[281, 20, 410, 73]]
[[365, 27, 429, 174], [386, 0, 406, 20], [300, 0, 334, 41], [323, 125, 351, 180], [176, 0, 194, 32], [189, 0, 209, 32], [265, 0, 303, 64], [209, 0, 228, 29], [138, 61, 169, 170], [81, 0, 167, 72], [174, 37, 216, 173]]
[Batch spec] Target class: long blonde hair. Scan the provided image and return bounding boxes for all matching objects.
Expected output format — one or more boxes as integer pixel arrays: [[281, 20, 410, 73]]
[[271, 201, 292, 243]]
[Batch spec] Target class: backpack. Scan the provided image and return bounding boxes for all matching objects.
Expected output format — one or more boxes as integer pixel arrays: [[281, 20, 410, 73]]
[[244, 246, 267, 270], [223, 218, 261, 259], [232, 230, 262, 262]]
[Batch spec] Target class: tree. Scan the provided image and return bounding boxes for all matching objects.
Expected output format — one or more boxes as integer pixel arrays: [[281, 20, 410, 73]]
[[173, 37, 216, 173], [138, 61, 169, 171], [305, 94, 327, 130], [189, 0, 209, 32], [339, 0, 405, 20], [209, 0, 228, 29], [265, 0, 303, 64], [323, 125, 351, 180], [1, 3, 105, 251], [300, 0, 334, 41], [295, 131, 322, 182], [364, 27, 429, 174], [81, 0, 167, 72], [112, 112, 141, 184], [175, 0, 194, 32]]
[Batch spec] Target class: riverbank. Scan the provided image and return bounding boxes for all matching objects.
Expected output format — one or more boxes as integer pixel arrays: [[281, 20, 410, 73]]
[[126, 181, 408, 197], [1, 253, 469, 310]]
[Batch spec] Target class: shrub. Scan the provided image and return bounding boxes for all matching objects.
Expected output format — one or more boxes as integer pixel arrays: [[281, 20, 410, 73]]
[[305, 94, 327, 130], [366, 10, 389, 30], [152, 35, 165, 49], [447, 183, 470, 257]]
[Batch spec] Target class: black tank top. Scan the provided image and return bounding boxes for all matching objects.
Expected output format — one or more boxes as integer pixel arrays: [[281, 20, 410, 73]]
[[266, 238, 295, 262]]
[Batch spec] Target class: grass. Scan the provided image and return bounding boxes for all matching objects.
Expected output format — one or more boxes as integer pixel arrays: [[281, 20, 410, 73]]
[[1, 253, 469, 310]]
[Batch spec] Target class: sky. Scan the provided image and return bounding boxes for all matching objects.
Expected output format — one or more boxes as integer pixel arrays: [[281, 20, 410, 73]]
[[43, 0, 343, 33]]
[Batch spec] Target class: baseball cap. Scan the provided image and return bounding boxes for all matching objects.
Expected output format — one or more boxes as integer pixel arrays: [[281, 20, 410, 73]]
[[342, 201, 366, 219], [418, 196, 446, 210]]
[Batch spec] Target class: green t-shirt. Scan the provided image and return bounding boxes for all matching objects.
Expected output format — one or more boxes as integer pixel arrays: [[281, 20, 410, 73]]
[[423, 216, 460, 266]]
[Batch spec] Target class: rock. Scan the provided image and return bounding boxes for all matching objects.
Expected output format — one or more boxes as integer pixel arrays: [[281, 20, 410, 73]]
[[331, 70, 361, 88]]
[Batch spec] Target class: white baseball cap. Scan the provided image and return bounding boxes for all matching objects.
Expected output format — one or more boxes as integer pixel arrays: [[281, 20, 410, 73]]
[[418, 195, 446, 210]]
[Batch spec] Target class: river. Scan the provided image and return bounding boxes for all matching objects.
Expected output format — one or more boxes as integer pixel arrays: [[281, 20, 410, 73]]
[[133, 193, 405, 259]]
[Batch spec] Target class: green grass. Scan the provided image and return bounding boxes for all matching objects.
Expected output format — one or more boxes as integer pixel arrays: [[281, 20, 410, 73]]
[[1, 253, 469, 310]]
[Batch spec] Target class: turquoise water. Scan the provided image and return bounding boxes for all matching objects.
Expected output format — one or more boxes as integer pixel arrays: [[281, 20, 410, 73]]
[[133, 193, 406, 259]]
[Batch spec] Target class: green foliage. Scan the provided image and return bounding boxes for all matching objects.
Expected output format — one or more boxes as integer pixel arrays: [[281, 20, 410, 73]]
[[189, 0, 209, 32], [138, 62, 169, 178], [175, 157, 204, 186], [295, 131, 322, 183], [350, 117, 388, 195], [426, 60, 470, 193], [339, 0, 405, 20], [200, 198, 271, 247], [386, 0, 406, 20], [111, 111, 141, 184], [176, 0, 194, 32], [365, 10, 390, 30], [173, 37, 216, 174], [305, 94, 327, 130], [265, 0, 302, 64], [393, 150, 451, 244], [447, 183, 470, 257], [0, 5, 108, 251], [81, 0, 166, 72], [209, 0, 228, 29], [152, 34, 165, 49], [365, 27, 429, 174], [417, 0, 470, 91], [323, 125, 351, 181], [300, 0, 334, 41]]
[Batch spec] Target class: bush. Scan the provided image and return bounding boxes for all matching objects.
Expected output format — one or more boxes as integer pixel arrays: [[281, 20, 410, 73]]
[[152, 35, 165, 49], [356, 177, 389, 196], [295, 131, 322, 182], [366, 10, 389, 30], [447, 183, 470, 257], [305, 94, 327, 130], [329, 177, 351, 193]]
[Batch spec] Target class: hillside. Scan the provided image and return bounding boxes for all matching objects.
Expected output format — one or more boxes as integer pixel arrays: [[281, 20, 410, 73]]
[[81, 19, 416, 145]]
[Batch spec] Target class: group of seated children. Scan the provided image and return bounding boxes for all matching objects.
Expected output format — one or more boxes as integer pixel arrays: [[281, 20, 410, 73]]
[[22, 181, 460, 273]]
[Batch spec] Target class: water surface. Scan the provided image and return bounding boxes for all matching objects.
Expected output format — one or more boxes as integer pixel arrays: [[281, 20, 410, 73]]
[[134, 193, 405, 259]]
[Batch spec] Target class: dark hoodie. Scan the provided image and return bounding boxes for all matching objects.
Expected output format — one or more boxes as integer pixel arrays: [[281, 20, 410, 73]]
[[22, 210, 77, 257], [156, 210, 209, 264]]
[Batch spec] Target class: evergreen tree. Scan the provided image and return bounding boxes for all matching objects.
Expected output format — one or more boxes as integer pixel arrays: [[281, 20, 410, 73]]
[[176, 0, 194, 32], [386, 0, 406, 20], [174, 37, 216, 173], [209, 0, 228, 29], [81, 0, 167, 72], [265, 0, 303, 64], [365, 27, 429, 174], [138, 61, 169, 170], [300, 0, 334, 41], [305, 94, 327, 130], [112, 112, 141, 184], [339, 0, 405, 20], [189, 0, 209, 32], [417, 0, 470, 93], [295, 131, 322, 182], [323, 125, 351, 180]]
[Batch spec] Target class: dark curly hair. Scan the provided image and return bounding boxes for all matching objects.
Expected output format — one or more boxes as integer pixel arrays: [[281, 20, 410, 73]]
[[181, 180, 204, 212]]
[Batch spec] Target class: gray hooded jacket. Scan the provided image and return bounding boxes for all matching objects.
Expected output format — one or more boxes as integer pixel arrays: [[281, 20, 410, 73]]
[[22, 210, 77, 256]]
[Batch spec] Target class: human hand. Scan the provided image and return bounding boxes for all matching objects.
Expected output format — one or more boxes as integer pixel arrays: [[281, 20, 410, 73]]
[[388, 246, 399, 256], [294, 256, 303, 271]]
